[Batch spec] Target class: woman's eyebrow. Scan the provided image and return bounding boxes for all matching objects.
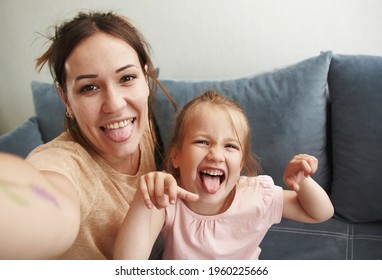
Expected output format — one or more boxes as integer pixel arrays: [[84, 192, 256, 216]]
[[116, 64, 137, 73], [73, 65, 138, 81], [75, 74, 98, 81]]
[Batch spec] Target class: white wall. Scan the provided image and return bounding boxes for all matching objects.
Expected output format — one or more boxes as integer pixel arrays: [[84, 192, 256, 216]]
[[1, 0, 382, 135]]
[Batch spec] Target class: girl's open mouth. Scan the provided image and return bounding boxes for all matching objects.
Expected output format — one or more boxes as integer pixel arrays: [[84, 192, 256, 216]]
[[199, 168, 225, 194]]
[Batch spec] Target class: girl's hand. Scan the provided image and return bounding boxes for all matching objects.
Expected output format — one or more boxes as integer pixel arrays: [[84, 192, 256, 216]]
[[139, 171, 199, 209], [283, 154, 318, 192]]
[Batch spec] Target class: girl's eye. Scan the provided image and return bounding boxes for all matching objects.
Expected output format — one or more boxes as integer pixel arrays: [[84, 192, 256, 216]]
[[80, 84, 98, 93], [226, 144, 240, 150], [195, 140, 208, 145]]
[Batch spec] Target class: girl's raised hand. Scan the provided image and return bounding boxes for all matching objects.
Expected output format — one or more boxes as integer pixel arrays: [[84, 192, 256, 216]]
[[139, 171, 199, 209], [283, 154, 318, 192]]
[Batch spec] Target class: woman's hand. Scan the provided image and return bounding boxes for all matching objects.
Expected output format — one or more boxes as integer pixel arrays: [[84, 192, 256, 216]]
[[139, 171, 199, 209]]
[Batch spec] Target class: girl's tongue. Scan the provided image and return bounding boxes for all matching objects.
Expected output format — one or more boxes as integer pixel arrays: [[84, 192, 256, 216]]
[[201, 174, 222, 194]]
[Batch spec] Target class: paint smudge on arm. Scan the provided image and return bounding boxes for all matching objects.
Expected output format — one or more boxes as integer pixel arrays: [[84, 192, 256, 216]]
[[30, 183, 60, 207], [0, 179, 60, 208], [0, 184, 29, 206]]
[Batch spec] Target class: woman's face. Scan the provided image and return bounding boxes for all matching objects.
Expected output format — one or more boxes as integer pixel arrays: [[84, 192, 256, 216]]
[[62, 32, 149, 170]]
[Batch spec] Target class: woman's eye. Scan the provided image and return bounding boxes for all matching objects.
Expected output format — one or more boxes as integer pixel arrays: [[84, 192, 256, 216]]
[[120, 74, 136, 83], [80, 84, 98, 93]]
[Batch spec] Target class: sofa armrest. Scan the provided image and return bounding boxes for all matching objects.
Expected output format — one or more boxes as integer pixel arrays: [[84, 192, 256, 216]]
[[0, 117, 44, 158]]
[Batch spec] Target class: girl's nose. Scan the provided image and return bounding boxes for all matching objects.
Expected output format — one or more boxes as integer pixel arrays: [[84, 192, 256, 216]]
[[102, 86, 125, 113], [207, 146, 225, 163]]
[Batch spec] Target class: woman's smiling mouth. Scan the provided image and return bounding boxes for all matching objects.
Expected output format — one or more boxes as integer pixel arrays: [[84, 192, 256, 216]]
[[101, 117, 136, 142]]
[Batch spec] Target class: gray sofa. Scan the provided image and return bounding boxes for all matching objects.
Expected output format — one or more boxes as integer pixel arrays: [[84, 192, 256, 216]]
[[1, 51, 381, 259]]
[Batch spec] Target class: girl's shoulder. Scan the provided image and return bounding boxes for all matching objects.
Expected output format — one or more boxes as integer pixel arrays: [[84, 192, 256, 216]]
[[236, 175, 283, 214], [238, 175, 276, 188], [237, 175, 283, 200]]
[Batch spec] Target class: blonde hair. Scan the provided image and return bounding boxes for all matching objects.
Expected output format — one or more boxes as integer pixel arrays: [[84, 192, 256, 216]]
[[167, 89, 260, 177]]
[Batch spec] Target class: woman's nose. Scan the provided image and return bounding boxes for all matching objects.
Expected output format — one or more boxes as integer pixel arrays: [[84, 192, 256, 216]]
[[102, 86, 125, 113]]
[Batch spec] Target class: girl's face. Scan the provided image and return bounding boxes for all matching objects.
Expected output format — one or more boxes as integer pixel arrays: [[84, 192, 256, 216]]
[[61, 32, 149, 172], [171, 106, 244, 215]]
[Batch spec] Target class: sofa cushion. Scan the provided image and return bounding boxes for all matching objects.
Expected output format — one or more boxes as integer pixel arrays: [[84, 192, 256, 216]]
[[329, 54, 382, 223], [31, 81, 66, 143], [154, 51, 332, 190], [0, 117, 43, 158], [260, 218, 382, 259]]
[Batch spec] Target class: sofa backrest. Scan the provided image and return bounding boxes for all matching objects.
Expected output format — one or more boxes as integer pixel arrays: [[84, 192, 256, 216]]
[[31, 81, 66, 143], [154, 51, 333, 191], [328, 54, 382, 223]]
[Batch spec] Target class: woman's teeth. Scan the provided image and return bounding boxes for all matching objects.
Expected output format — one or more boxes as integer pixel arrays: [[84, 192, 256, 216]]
[[104, 118, 134, 130]]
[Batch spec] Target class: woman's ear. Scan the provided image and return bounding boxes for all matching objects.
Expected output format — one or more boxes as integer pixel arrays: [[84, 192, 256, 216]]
[[144, 64, 149, 82], [57, 84, 73, 116], [57, 84, 66, 101], [144, 64, 150, 94], [170, 148, 180, 169]]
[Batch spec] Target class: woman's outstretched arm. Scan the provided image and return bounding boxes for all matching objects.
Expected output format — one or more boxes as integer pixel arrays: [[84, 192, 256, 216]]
[[0, 153, 80, 259]]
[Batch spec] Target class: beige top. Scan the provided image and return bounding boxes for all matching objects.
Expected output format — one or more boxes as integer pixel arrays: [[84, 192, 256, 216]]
[[26, 129, 156, 259]]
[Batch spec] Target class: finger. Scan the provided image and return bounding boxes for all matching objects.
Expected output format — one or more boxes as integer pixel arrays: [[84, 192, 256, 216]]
[[290, 182, 300, 192], [284, 177, 300, 192], [301, 160, 313, 177], [139, 176, 153, 209], [291, 156, 312, 177], [154, 175, 169, 209], [177, 187, 199, 202], [166, 179, 179, 205], [297, 154, 318, 175], [308, 156, 318, 173]]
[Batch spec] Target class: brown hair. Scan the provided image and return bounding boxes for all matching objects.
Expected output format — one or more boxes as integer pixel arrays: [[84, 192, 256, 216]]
[[167, 89, 261, 177], [36, 11, 175, 150]]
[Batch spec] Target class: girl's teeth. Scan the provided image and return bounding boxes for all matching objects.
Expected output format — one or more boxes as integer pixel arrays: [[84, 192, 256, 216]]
[[201, 169, 223, 176]]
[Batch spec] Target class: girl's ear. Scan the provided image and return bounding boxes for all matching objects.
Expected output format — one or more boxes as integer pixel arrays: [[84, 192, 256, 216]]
[[170, 147, 180, 169]]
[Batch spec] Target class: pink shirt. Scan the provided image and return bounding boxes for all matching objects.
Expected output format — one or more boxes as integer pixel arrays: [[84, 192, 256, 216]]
[[161, 175, 283, 260]]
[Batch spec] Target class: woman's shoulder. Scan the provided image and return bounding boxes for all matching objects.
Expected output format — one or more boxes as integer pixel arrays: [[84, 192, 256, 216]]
[[26, 132, 97, 174], [27, 132, 87, 158]]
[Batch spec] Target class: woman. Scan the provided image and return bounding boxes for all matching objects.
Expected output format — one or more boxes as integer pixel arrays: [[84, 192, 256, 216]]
[[0, 11, 173, 259]]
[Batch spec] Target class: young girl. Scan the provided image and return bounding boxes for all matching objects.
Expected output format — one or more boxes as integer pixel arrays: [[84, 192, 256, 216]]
[[114, 90, 334, 260]]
